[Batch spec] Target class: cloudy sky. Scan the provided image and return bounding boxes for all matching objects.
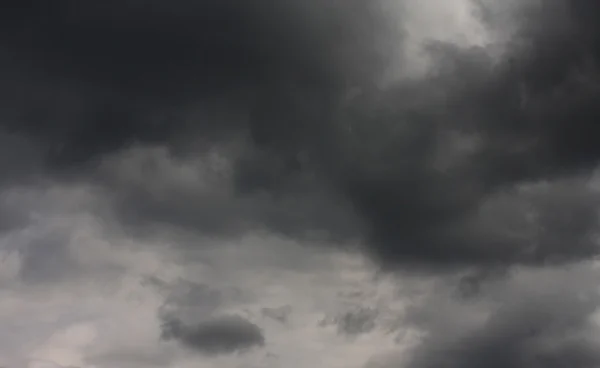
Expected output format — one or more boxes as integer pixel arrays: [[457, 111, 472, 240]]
[[2, 0, 600, 367]]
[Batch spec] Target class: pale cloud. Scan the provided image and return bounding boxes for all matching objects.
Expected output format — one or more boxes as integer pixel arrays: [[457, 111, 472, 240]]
[[382, 0, 492, 80], [2, 148, 600, 368], [2, 158, 600, 368], [0, 181, 412, 368]]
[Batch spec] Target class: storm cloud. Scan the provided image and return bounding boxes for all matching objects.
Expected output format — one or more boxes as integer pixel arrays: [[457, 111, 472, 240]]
[[0, 0, 599, 271], [2, 1, 600, 367], [0, 0, 387, 167], [403, 266, 600, 368]]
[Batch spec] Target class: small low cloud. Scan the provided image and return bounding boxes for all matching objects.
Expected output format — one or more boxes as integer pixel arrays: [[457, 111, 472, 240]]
[[321, 306, 380, 336], [160, 315, 265, 355], [261, 305, 292, 324]]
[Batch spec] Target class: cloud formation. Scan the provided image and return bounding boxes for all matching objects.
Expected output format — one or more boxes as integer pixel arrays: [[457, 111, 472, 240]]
[[1, 0, 600, 272], [2, 1, 600, 368]]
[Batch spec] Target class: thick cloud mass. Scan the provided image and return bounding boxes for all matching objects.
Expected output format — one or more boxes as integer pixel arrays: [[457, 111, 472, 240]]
[[0, 0, 385, 167], [326, 0, 600, 268], [3, 2, 600, 367], [1, 0, 600, 270]]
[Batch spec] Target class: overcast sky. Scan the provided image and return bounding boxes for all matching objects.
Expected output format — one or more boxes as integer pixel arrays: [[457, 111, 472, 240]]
[[2, 0, 600, 367]]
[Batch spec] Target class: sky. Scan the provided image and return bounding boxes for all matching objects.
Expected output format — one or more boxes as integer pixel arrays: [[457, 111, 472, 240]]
[[1, 0, 600, 367]]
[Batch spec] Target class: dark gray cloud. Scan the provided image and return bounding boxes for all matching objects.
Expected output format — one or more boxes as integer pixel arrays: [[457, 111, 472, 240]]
[[0, 0, 386, 168], [401, 266, 600, 368], [1, 0, 599, 271], [407, 294, 600, 368], [3, 3, 600, 367], [98, 145, 361, 241], [0, 131, 44, 186], [321, 0, 600, 269], [160, 315, 265, 355]]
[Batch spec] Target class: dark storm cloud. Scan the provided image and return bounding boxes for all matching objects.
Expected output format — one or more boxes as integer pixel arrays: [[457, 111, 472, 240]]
[[2, 0, 600, 270], [406, 280, 600, 368], [0, 131, 43, 186], [0, 0, 379, 242], [3, 3, 600, 368], [160, 315, 265, 355], [316, 0, 600, 269], [92, 145, 362, 242], [0, 0, 387, 168], [107, 147, 361, 240]]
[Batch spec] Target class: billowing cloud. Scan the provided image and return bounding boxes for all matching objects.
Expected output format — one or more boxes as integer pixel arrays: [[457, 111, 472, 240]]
[[1, 0, 599, 271], [2, 1, 600, 368]]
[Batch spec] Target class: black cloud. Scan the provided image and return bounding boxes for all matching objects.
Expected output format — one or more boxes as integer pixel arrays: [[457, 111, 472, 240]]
[[0, 0, 385, 168], [160, 315, 265, 355]]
